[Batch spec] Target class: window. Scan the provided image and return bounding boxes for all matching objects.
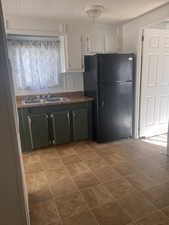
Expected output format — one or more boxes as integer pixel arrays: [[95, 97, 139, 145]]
[[8, 38, 61, 90]]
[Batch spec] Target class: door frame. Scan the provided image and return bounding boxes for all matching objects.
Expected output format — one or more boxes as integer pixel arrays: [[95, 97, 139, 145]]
[[134, 18, 169, 139], [134, 28, 144, 139], [0, 1, 30, 224]]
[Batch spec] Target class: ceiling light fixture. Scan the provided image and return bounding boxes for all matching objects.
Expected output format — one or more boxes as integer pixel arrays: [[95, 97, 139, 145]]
[[85, 4, 104, 22]]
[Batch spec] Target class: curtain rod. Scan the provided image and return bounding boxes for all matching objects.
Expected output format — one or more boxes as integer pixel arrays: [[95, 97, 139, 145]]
[[7, 34, 60, 42]]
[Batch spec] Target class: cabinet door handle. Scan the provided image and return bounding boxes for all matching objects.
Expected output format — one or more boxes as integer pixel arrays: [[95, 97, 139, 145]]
[[86, 37, 89, 52], [50, 114, 56, 144], [67, 112, 71, 130], [27, 116, 34, 149], [72, 111, 76, 119]]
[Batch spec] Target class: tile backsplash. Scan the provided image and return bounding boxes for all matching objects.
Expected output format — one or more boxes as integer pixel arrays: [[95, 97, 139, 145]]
[[15, 72, 84, 96]]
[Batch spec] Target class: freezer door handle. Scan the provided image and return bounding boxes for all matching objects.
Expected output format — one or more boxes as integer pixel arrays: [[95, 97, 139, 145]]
[[101, 100, 105, 108]]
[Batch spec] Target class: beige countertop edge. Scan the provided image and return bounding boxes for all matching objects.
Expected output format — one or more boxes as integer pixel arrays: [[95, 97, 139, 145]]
[[17, 97, 94, 109]]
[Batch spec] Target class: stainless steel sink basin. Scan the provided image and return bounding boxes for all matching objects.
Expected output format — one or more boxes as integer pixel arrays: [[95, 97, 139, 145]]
[[46, 97, 70, 102], [23, 99, 43, 104], [23, 97, 70, 104]]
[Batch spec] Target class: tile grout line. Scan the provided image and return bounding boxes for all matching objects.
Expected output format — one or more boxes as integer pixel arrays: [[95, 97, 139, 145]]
[[31, 146, 137, 224], [31, 151, 65, 225], [57, 147, 102, 225], [24, 140, 169, 225], [74, 144, 165, 224]]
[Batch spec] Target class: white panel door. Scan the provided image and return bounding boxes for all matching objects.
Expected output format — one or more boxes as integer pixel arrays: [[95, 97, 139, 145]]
[[140, 29, 169, 137]]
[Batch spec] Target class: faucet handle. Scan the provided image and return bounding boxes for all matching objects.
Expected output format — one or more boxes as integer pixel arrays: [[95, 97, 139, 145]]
[[41, 95, 46, 99]]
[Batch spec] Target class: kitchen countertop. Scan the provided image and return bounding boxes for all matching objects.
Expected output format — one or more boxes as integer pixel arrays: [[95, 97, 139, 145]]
[[17, 96, 94, 109]]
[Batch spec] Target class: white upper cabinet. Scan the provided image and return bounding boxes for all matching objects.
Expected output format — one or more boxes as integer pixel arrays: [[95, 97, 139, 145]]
[[85, 31, 105, 54], [104, 30, 117, 53], [65, 26, 83, 72], [83, 25, 117, 55], [65, 31, 83, 72], [64, 24, 119, 72]]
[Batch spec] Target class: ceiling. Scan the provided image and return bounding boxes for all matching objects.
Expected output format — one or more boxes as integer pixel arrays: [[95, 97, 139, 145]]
[[2, 0, 169, 24]]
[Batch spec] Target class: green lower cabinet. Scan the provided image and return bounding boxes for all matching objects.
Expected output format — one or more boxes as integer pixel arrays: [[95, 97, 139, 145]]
[[72, 108, 89, 141], [18, 109, 32, 152], [27, 114, 50, 149], [18, 102, 93, 152], [50, 111, 71, 145]]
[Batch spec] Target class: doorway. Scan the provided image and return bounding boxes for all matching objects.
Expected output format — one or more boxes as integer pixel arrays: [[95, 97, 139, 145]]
[[139, 26, 169, 138], [142, 133, 167, 149]]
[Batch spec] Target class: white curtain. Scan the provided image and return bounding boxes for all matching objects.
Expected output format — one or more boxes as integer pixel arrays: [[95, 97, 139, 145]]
[[8, 39, 61, 90]]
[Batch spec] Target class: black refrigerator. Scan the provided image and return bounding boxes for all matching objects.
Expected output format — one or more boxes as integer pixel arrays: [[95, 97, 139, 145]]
[[84, 53, 135, 143]]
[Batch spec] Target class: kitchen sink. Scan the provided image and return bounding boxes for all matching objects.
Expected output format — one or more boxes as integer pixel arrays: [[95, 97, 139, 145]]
[[23, 99, 43, 104], [23, 97, 70, 104], [46, 97, 70, 102]]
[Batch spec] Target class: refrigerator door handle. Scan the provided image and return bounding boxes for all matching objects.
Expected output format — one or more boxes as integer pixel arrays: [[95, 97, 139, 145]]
[[101, 100, 105, 108]]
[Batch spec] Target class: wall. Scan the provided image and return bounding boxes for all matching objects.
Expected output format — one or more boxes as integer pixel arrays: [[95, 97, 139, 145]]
[[15, 72, 84, 96], [122, 3, 169, 53], [147, 22, 169, 29], [6, 16, 120, 96]]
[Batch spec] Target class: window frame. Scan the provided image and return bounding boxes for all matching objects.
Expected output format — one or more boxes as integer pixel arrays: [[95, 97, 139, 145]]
[[7, 34, 65, 91]]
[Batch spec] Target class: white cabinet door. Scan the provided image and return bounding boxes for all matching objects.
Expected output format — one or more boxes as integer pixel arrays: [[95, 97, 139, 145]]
[[66, 33, 83, 72], [140, 28, 169, 137], [91, 32, 105, 53], [65, 26, 116, 70], [85, 32, 105, 54], [104, 32, 116, 53], [84, 29, 115, 55]]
